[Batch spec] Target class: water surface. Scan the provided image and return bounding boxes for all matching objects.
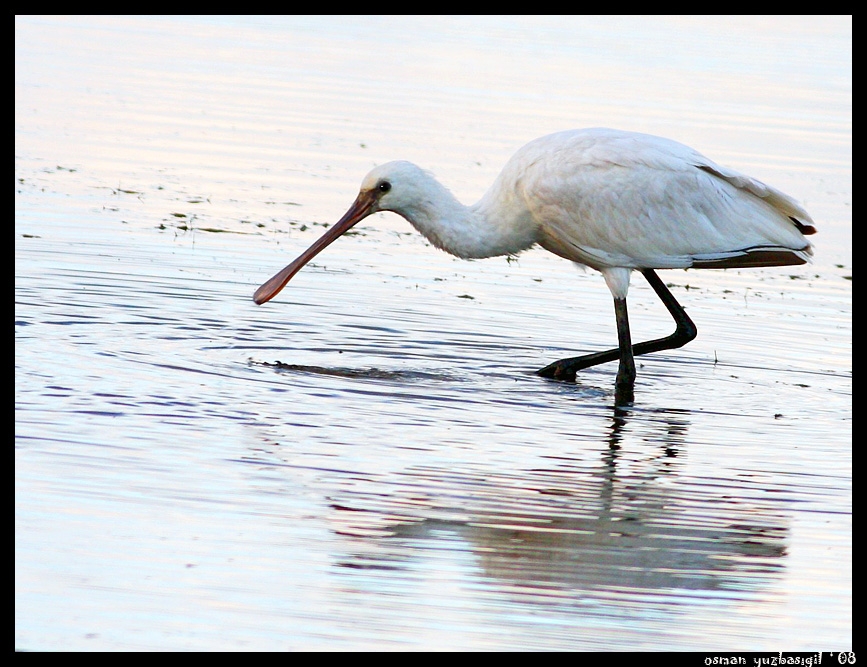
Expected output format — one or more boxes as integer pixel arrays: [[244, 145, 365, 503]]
[[16, 15, 851, 651]]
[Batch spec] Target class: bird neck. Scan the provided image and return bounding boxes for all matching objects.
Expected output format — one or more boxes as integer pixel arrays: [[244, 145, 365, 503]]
[[395, 176, 538, 260]]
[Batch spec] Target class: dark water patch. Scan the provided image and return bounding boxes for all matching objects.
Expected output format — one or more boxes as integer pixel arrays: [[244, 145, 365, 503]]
[[252, 359, 457, 383]]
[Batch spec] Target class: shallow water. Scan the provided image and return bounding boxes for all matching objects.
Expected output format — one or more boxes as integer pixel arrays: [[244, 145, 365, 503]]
[[16, 16, 851, 651]]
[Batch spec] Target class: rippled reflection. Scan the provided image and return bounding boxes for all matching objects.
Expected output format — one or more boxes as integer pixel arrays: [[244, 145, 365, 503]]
[[16, 14, 850, 651], [254, 407, 788, 606]]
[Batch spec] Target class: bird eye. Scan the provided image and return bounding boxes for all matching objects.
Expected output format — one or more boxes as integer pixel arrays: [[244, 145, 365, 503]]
[[378, 181, 391, 193]]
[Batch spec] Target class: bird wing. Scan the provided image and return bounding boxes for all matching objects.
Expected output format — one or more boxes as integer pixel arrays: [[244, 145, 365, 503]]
[[515, 129, 814, 271]]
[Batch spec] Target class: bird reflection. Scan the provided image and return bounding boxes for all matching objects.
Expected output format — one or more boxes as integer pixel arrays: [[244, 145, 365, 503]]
[[329, 407, 788, 600]]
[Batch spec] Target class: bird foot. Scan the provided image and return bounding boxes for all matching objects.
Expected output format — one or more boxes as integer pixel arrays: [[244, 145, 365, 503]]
[[537, 355, 635, 405], [613, 379, 635, 406], [535, 360, 577, 382], [536, 347, 623, 383]]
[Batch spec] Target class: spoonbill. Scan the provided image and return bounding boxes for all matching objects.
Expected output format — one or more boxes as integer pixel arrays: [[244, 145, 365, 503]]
[[253, 128, 815, 404]]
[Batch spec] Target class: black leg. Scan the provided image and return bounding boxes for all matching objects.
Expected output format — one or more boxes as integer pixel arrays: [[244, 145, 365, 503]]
[[613, 297, 635, 405], [536, 269, 697, 392]]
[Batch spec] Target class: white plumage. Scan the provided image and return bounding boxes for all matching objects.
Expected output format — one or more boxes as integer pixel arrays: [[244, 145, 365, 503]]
[[254, 128, 815, 403]]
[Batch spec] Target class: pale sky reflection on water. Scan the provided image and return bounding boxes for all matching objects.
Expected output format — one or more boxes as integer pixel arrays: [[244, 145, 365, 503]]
[[16, 15, 850, 651]]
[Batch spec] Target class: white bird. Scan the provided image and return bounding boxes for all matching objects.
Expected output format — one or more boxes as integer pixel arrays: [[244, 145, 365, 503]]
[[253, 128, 815, 404]]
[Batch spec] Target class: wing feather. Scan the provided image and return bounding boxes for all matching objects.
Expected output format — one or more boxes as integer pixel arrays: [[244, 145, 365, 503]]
[[513, 129, 813, 270]]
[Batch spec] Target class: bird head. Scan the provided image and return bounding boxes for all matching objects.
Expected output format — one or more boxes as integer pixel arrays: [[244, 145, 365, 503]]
[[252, 161, 430, 305]]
